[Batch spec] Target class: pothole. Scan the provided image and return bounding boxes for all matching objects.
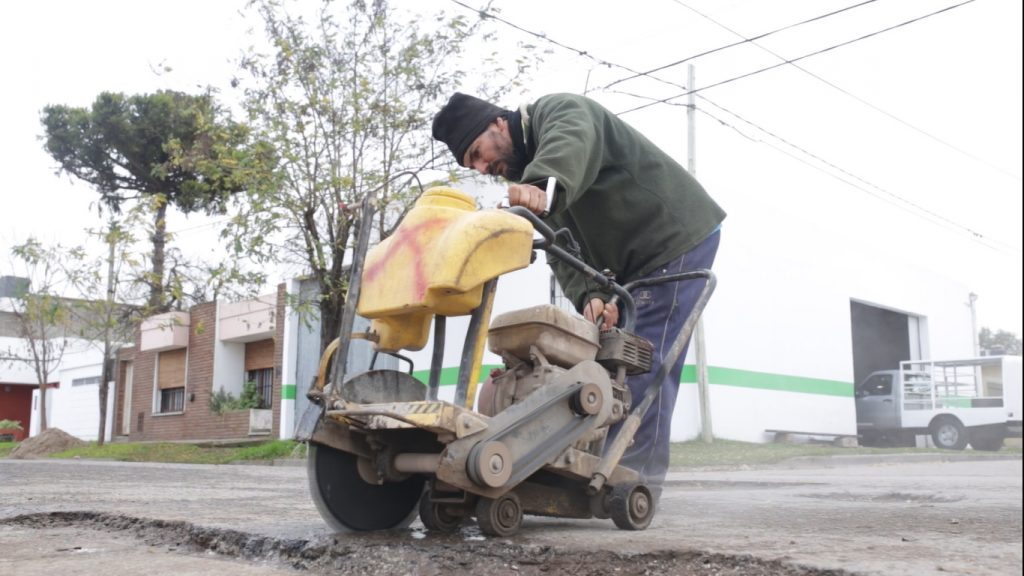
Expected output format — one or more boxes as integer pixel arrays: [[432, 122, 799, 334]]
[[2, 511, 860, 575]]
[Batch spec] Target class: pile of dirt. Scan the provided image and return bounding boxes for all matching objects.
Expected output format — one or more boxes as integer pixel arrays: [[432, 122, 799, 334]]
[[8, 427, 86, 459]]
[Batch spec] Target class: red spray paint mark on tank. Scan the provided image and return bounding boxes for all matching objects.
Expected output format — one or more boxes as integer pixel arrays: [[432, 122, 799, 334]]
[[363, 218, 449, 299]]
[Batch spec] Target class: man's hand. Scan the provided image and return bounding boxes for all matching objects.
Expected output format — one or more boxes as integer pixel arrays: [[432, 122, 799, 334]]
[[583, 298, 619, 330], [507, 183, 547, 215]]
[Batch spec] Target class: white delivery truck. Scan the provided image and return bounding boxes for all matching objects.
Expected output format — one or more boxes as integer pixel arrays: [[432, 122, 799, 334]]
[[855, 355, 1022, 450]]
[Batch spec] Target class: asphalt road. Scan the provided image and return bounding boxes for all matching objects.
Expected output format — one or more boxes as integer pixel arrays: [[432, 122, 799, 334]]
[[1, 454, 1020, 575]]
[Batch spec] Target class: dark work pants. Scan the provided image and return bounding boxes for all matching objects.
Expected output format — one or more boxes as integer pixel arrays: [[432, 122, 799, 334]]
[[604, 229, 721, 486]]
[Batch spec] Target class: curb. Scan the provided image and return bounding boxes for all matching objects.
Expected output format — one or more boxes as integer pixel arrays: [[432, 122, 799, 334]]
[[668, 451, 1022, 473]]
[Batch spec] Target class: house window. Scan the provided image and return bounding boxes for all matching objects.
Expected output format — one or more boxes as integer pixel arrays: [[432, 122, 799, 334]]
[[244, 339, 275, 409], [247, 368, 274, 409], [157, 348, 187, 414], [72, 376, 101, 387], [159, 387, 185, 413]]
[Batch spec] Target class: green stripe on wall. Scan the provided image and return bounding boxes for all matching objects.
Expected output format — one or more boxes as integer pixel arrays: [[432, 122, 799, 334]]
[[685, 366, 853, 397], [412, 365, 504, 387], [414, 364, 853, 398], [281, 384, 297, 400]]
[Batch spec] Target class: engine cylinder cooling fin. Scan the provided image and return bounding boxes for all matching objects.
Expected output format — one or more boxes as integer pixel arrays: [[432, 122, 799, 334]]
[[596, 329, 654, 375]]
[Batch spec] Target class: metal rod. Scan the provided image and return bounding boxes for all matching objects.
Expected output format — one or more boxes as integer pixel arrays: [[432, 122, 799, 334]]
[[328, 193, 377, 390], [455, 279, 497, 407], [624, 270, 716, 421], [428, 316, 446, 400], [589, 270, 717, 494], [392, 453, 442, 474]]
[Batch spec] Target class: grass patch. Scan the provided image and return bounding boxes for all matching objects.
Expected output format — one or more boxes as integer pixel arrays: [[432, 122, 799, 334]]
[[49, 440, 306, 464], [669, 438, 1021, 468], [0, 441, 15, 458], [231, 439, 307, 461]]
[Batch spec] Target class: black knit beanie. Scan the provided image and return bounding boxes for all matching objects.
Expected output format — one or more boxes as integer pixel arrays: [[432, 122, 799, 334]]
[[432, 93, 508, 166]]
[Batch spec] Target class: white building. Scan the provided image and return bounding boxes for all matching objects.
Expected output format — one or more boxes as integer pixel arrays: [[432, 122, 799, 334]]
[[2, 293, 119, 442], [28, 346, 113, 440], [1, 330, 111, 441]]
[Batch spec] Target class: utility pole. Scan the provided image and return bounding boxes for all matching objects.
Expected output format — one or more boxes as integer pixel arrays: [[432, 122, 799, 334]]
[[688, 64, 713, 443], [968, 292, 979, 356]]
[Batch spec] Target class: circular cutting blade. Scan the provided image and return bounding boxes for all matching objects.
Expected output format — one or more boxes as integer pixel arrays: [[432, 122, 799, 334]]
[[307, 443, 424, 532]]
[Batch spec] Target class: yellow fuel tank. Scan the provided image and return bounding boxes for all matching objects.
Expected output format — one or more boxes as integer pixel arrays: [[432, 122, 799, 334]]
[[357, 187, 534, 352]]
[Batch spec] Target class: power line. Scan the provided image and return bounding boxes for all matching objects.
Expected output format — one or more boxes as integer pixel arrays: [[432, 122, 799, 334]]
[[696, 94, 1015, 251], [663, 0, 1021, 182], [449, 0, 623, 70], [617, 0, 977, 114], [599, 0, 879, 92], [448, 0, 1016, 253], [609, 86, 1012, 251]]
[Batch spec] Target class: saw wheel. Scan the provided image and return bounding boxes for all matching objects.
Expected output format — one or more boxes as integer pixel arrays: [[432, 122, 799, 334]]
[[609, 482, 655, 531], [475, 491, 524, 537], [308, 442, 424, 532]]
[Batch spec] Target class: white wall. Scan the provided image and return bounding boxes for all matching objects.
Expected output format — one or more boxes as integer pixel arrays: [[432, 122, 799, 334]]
[[213, 341, 246, 397], [28, 346, 112, 441], [674, 384, 858, 443], [212, 301, 247, 397], [706, 207, 973, 385], [1, 336, 41, 384], [53, 359, 115, 441], [1, 336, 96, 384], [686, 196, 973, 440], [28, 388, 53, 437]]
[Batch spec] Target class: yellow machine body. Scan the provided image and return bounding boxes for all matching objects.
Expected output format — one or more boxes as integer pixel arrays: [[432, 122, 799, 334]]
[[357, 186, 534, 352]]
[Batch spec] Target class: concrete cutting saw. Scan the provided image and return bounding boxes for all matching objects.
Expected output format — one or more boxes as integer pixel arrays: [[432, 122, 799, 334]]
[[296, 186, 715, 536]]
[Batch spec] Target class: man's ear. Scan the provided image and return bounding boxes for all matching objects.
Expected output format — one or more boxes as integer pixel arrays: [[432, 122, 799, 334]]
[[494, 116, 509, 135]]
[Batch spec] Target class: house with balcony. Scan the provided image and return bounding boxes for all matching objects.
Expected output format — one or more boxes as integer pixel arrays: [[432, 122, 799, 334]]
[[113, 286, 286, 442]]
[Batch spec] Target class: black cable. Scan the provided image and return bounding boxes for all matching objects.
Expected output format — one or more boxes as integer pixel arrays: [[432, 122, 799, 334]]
[[447, 0, 1015, 252], [661, 0, 1020, 183], [614, 86, 1015, 252], [599, 0, 879, 91], [692, 100, 1015, 253], [617, 0, 977, 115]]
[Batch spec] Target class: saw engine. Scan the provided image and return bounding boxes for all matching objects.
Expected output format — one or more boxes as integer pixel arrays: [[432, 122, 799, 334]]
[[478, 304, 652, 451], [299, 186, 714, 536]]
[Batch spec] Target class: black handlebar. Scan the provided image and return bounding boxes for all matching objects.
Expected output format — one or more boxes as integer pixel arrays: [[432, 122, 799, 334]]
[[507, 206, 640, 330], [506, 206, 717, 336]]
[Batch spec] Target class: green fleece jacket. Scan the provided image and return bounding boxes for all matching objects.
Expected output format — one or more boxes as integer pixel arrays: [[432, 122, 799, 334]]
[[518, 93, 726, 310]]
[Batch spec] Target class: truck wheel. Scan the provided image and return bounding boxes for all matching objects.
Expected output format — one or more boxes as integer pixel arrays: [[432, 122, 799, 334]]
[[969, 433, 1005, 452], [931, 418, 968, 450]]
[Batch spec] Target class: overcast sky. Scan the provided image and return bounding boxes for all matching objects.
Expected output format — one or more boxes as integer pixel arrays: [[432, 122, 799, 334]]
[[1, 0, 1020, 335]]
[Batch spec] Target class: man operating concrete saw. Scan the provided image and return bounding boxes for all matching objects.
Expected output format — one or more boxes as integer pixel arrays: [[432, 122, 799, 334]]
[[431, 91, 725, 496]]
